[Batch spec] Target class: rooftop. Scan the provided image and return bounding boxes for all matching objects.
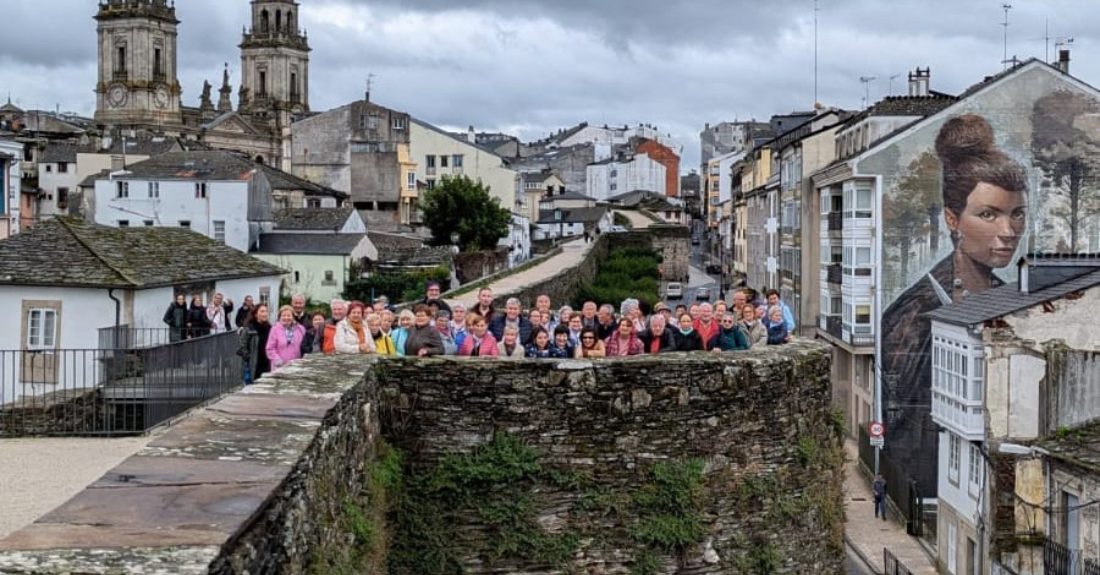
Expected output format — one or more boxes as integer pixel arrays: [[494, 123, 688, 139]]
[[257, 233, 367, 255], [1037, 418, 1100, 473], [0, 217, 284, 289], [108, 151, 258, 182], [925, 254, 1100, 327], [273, 208, 357, 231]]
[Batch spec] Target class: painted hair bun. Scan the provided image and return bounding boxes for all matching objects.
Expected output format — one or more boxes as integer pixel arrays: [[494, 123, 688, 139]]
[[935, 114, 995, 163]]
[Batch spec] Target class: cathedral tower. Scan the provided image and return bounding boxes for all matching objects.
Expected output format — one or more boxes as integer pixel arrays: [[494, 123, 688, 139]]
[[239, 0, 311, 125], [94, 0, 182, 128]]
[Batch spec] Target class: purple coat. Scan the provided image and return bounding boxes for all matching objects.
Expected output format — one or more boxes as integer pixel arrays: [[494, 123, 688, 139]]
[[266, 322, 306, 370]]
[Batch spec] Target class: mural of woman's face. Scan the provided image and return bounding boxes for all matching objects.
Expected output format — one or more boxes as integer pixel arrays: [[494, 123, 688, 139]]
[[945, 182, 1027, 268]]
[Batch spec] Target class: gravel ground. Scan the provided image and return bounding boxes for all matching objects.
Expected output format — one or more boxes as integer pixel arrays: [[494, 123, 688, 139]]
[[0, 436, 152, 539]]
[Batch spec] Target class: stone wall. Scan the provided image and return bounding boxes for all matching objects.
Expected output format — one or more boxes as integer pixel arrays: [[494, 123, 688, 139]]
[[376, 342, 844, 573], [0, 346, 842, 575], [0, 389, 107, 437]]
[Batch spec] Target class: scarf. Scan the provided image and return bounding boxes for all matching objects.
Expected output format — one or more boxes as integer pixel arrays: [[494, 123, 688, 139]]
[[679, 327, 694, 336], [349, 319, 366, 345]]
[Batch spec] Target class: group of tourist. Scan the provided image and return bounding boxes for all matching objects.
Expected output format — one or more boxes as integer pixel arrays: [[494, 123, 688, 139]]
[[225, 281, 797, 384]]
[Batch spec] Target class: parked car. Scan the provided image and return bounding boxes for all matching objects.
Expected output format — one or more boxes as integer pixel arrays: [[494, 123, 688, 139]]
[[695, 287, 712, 301], [691, 237, 700, 245], [665, 282, 684, 299], [705, 264, 721, 275], [608, 225, 629, 233]]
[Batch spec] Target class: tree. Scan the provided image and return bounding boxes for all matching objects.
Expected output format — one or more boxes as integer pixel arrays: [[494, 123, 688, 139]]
[[419, 175, 512, 252], [884, 151, 942, 281], [1031, 91, 1100, 254]]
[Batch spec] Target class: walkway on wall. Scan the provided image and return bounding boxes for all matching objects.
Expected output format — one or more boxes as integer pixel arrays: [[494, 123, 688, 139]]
[[613, 209, 659, 230], [444, 236, 595, 306], [844, 439, 939, 575]]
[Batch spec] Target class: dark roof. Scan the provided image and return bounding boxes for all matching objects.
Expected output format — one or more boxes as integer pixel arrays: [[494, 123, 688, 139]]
[[368, 231, 424, 251], [112, 151, 257, 182], [925, 258, 1100, 327], [1036, 418, 1100, 473], [546, 190, 595, 202], [526, 171, 558, 185], [537, 207, 608, 225], [39, 144, 84, 164], [101, 137, 184, 156], [20, 111, 85, 134], [0, 217, 285, 289], [257, 164, 348, 199], [867, 95, 957, 117], [257, 233, 366, 255], [274, 208, 356, 231]]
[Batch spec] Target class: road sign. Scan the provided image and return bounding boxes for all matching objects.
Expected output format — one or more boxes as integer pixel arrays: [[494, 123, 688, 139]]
[[870, 437, 884, 448], [868, 421, 886, 439]]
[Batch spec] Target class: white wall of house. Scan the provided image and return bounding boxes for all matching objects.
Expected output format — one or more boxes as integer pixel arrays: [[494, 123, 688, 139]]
[[715, 151, 744, 205], [253, 253, 350, 304], [0, 286, 116, 352], [37, 162, 79, 219], [0, 139, 22, 239], [409, 120, 517, 211], [93, 178, 251, 252], [586, 154, 667, 201]]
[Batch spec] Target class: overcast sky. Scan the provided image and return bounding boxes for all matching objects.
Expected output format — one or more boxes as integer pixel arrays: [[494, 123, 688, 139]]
[[1, 0, 1097, 167]]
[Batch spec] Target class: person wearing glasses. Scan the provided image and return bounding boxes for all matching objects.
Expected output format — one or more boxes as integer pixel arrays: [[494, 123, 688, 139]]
[[574, 327, 606, 359], [709, 312, 750, 351]]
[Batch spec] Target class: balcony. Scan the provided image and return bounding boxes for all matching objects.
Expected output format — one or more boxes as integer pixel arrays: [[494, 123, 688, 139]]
[[820, 315, 842, 340], [1045, 539, 1100, 575], [826, 263, 841, 285], [843, 326, 874, 348], [931, 390, 984, 441], [827, 212, 843, 231]]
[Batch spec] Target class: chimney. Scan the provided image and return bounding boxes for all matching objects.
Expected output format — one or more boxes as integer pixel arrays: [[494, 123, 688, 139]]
[[1057, 49, 1071, 74], [1018, 257, 1031, 294], [467, 125, 475, 143], [908, 67, 931, 96]]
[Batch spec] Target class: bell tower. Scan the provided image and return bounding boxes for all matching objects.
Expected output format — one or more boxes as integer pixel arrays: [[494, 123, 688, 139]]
[[239, 0, 311, 126], [94, 0, 182, 128]]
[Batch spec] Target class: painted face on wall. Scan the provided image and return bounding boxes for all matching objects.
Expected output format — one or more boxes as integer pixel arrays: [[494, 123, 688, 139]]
[[946, 182, 1027, 269]]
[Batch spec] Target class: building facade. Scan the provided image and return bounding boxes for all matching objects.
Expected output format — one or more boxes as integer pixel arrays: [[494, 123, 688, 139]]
[[0, 139, 23, 239]]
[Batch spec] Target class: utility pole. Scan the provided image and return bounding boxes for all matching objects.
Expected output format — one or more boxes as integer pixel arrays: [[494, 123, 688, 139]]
[[1002, 4, 1013, 71], [889, 73, 902, 96], [814, 0, 821, 106]]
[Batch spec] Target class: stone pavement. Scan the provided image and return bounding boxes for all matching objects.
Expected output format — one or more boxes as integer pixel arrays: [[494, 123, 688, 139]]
[[0, 436, 153, 539], [844, 439, 939, 574], [444, 236, 594, 306]]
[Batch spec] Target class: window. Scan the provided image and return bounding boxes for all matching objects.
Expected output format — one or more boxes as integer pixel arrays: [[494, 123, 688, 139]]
[[368, 115, 378, 130], [117, 220, 129, 227], [148, 182, 159, 198], [426, 179, 436, 190], [116, 181, 129, 198], [855, 304, 871, 325], [359, 114, 369, 129], [967, 443, 982, 497], [392, 117, 406, 130], [452, 155, 464, 168], [407, 171, 416, 190], [947, 521, 958, 574], [306, 198, 321, 208], [294, 271, 301, 284], [258, 71, 267, 96], [57, 162, 68, 173], [45, 165, 52, 173], [323, 270, 336, 285], [948, 433, 960, 484], [117, 45, 127, 74], [259, 286, 270, 305], [213, 220, 226, 244], [440, 155, 449, 168], [143, 220, 154, 227], [26, 308, 57, 350], [154, 48, 163, 77], [57, 188, 69, 210], [195, 182, 207, 199], [179, 220, 191, 229]]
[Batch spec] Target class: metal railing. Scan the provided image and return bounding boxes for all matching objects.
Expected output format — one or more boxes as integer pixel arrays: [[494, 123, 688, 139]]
[[1046, 540, 1100, 575], [884, 548, 913, 575], [0, 333, 241, 437], [827, 211, 844, 231], [860, 425, 925, 536], [826, 263, 842, 285], [98, 325, 173, 350]]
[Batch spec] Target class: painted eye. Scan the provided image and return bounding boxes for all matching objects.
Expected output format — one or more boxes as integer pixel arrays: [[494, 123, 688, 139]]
[[978, 210, 996, 221], [1011, 209, 1026, 220]]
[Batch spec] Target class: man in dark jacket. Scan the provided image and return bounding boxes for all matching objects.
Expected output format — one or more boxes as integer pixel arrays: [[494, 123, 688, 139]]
[[163, 294, 188, 342], [637, 314, 676, 354], [421, 281, 452, 315], [488, 297, 532, 344], [235, 296, 255, 330]]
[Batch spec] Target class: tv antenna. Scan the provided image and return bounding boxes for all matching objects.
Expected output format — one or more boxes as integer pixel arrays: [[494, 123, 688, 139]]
[[860, 76, 876, 109], [365, 73, 375, 102], [1001, 4, 1012, 71], [888, 73, 902, 96], [813, 0, 821, 106]]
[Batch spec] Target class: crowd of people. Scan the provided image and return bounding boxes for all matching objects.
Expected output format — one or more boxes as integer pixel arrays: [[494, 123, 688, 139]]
[[222, 281, 797, 384]]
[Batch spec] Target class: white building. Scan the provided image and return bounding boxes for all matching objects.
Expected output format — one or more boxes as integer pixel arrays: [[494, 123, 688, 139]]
[[0, 139, 22, 239], [586, 153, 667, 201], [0, 218, 284, 402], [89, 150, 342, 253], [556, 122, 682, 156], [926, 255, 1100, 575]]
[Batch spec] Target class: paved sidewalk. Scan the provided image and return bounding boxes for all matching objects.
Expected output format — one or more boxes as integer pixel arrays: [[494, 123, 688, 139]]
[[0, 436, 153, 539], [445, 237, 594, 306], [844, 439, 938, 574]]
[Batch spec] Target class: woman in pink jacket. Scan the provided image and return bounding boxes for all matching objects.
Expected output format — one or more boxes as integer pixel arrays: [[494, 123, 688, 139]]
[[266, 305, 306, 370], [457, 313, 499, 357]]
